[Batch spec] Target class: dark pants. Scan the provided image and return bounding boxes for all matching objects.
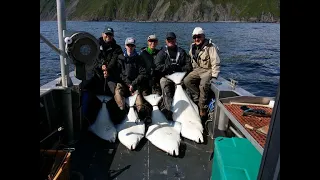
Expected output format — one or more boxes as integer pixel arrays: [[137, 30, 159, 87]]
[[183, 68, 211, 110], [160, 77, 175, 111], [116, 81, 153, 122], [81, 76, 127, 125], [151, 76, 162, 95], [83, 75, 117, 96], [138, 77, 161, 96], [81, 90, 128, 125], [136, 91, 152, 122], [81, 76, 118, 117]]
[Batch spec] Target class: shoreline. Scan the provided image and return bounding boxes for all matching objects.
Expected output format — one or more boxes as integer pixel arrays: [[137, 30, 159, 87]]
[[40, 20, 280, 23]]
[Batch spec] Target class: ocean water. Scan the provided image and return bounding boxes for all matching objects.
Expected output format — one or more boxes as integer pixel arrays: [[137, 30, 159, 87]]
[[40, 21, 280, 97]]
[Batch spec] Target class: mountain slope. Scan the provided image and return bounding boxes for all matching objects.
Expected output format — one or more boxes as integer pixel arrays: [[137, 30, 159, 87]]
[[40, 0, 280, 22]]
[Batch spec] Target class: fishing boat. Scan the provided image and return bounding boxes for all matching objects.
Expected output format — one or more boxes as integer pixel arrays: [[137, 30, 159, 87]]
[[40, 1, 280, 179]]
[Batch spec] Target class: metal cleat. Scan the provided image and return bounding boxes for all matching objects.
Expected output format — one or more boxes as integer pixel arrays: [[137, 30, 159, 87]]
[[229, 78, 238, 90]]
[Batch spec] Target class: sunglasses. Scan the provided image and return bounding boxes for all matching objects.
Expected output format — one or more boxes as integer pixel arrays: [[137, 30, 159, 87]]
[[126, 44, 135, 47], [148, 40, 158, 43], [166, 38, 175, 41], [105, 33, 114, 36], [193, 35, 202, 39]]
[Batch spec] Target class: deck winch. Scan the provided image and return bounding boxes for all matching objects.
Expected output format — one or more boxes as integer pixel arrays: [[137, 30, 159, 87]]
[[64, 32, 99, 80]]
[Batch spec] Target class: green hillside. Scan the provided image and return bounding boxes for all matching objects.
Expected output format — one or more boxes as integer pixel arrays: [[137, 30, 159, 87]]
[[40, 0, 280, 22]]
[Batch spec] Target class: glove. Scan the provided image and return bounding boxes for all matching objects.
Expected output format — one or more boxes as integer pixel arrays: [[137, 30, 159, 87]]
[[171, 64, 179, 72]]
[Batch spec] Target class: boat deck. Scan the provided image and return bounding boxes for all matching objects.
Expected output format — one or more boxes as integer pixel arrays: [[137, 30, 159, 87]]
[[70, 128, 225, 180]]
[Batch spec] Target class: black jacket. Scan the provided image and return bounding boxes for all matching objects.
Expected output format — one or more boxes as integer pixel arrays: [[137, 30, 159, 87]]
[[97, 37, 122, 80], [154, 45, 192, 77], [118, 51, 147, 91], [140, 47, 160, 76]]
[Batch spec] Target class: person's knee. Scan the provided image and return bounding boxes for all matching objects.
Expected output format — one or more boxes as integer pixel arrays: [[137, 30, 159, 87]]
[[199, 75, 211, 89], [116, 82, 124, 90], [160, 77, 167, 86], [135, 94, 144, 106], [199, 82, 210, 93], [115, 83, 128, 97], [160, 77, 173, 90]]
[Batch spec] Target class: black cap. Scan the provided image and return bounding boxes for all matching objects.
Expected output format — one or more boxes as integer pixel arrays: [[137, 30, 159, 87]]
[[103, 27, 114, 35], [166, 32, 176, 39]]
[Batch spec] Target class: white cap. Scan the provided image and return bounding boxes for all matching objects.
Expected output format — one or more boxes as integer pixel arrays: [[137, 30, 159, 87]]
[[125, 37, 136, 45], [192, 27, 204, 35], [147, 34, 158, 41]]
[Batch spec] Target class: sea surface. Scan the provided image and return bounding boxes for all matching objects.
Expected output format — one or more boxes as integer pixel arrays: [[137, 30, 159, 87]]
[[40, 21, 280, 97]]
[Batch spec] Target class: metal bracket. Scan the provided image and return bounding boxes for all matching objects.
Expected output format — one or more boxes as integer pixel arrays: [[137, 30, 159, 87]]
[[56, 75, 73, 87], [63, 147, 75, 152], [229, 78, 238, 90]]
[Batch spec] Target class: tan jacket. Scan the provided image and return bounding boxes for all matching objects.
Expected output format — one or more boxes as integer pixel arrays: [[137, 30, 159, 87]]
[[189, 40, 220, 78]]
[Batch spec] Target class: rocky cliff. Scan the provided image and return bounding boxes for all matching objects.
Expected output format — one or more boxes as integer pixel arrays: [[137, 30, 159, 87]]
[[40, 0, 280, 22]]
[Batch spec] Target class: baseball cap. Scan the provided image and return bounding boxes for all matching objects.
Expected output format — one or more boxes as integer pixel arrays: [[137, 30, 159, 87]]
[[147, 34, 158, 41], [192, 27, 204, 35], [166, 32, 176, 39], [103, 27, 114, 35], [125, 37, 136, 46]]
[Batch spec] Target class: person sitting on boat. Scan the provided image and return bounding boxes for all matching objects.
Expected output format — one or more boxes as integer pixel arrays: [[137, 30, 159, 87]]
[[138, 34, 161, 123], [183, 27, 221, 119], [98, 26, 126, 109], [117, 37, 150, 121], [154, 32, 192, 120], [81, 26, 125, 124], [140, 34, 161, 95]]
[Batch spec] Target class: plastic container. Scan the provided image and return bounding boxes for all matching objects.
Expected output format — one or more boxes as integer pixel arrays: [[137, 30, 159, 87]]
[[211, 137, 262, 180]]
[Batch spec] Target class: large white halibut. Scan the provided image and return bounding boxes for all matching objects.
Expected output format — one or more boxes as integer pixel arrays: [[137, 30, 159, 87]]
[[117, 93, 145, 150], [166, 72, 204, 143], [89, 95, 117, 142], [144, 94, 182, 156]]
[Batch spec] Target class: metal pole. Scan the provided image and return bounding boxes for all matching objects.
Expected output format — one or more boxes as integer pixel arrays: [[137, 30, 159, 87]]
[[56, 0, 74, 145], [229, 126, 244, 138], [62, 88, 74, 144], [40, 127, 64, 144], [40, 33, 66, 57], [56, 0, 69, 87]]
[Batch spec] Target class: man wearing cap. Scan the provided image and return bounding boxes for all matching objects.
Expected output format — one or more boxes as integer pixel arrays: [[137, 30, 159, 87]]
[[140, 34, 161, 95], [117, 37, 149, 120], [184, 27, 221, 119], [98, 26, 123, 80], [98, 26, 126, 112], [154, 32, 192, 120], [85, 26, 123, 94], [81, 26, 125, 124]]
